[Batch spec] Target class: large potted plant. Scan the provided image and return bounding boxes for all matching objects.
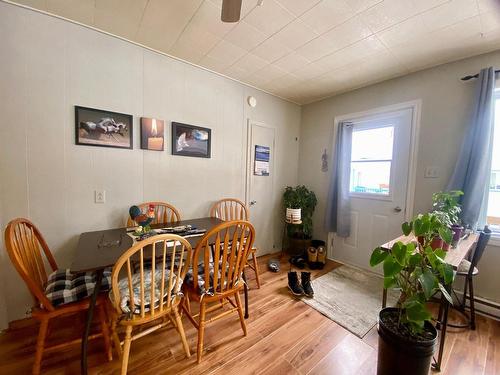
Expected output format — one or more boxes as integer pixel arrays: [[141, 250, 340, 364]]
[[370, 213, 454, 375], [432, 190, 464, 245], [283, 185, 317, 255]]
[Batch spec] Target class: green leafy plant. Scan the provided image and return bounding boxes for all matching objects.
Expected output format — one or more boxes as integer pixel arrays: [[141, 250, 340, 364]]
[[432, 190, 463, 227], [370, 213, 454, 334], [283, 185, 317, 239]]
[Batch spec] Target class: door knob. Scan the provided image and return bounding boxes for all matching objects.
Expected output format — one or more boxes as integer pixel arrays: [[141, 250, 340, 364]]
[[394, 206, 402, 212], [250, 200, 257, 206]]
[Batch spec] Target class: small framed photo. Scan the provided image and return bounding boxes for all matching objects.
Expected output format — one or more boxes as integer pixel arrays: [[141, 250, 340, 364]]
[[75, 106, 133, 149], [172, 122, 211, 158], [140, 117, 165, 151]]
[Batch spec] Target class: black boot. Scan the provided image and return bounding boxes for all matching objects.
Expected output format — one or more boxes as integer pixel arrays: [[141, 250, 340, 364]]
[[301, 272, 314, 298], [288, 271, 304, 296]]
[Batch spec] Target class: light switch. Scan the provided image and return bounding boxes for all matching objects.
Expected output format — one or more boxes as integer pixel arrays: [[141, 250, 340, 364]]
[[424, 166, 439, 178], [95, 190, 106, 203]]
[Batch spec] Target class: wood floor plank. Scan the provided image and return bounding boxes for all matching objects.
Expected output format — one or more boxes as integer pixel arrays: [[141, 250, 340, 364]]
[[284, 320, 348, 374], [307, 334, 375, 375]]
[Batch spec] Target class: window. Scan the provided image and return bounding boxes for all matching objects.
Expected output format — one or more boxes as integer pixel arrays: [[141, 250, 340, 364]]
[[486, 91, 500, 231], [349, 125, 394, 196]]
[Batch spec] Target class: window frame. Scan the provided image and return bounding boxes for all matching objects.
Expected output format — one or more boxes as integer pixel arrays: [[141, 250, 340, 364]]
[[486, 90, 500, 245], [348, 121, 396, 202]]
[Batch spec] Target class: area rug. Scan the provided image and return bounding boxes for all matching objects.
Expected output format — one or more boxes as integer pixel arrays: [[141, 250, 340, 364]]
[[303, 265, 399, 338]]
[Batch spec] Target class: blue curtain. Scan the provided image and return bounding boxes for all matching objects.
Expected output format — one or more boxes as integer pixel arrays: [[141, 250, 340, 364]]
[[325, 122, 353, 237], [447, 67, 496, 229]]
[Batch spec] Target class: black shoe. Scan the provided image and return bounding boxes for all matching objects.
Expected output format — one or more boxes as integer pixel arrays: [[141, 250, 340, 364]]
[[288, 271, 304, 296], [301, 272, 314, 298], [289, 255, 306, 269]]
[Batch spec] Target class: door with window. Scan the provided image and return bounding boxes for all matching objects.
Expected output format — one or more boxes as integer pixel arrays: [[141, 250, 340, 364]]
[[333, 107, 414, 268]]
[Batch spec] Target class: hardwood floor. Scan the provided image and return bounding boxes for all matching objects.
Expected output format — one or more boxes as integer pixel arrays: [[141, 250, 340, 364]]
[[0, 254, 499, 374]]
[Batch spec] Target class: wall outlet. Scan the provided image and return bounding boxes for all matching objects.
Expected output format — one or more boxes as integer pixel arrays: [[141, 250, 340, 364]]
[[95, 190, 106, 203], [424, 166, 440, 178]]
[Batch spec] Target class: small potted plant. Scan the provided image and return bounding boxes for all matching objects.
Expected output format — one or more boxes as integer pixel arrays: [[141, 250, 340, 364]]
[[370, 213, 453, 375], [283, 186, 317, 255], [432, 190, 464, 245]]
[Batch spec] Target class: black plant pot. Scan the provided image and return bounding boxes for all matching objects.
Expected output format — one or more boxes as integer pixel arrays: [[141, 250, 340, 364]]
[[377, 308, 437, 375]]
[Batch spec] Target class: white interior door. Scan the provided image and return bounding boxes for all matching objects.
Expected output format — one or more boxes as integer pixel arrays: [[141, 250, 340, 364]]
[[246, 120, 275, 255], [332, 107, 414, 269]]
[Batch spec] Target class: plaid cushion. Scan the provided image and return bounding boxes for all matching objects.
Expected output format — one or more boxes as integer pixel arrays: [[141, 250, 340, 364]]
[[45, 269, 111, 307]]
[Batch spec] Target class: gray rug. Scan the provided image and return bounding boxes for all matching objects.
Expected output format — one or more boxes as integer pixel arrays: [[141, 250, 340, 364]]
[[303, 265, 399, 338]]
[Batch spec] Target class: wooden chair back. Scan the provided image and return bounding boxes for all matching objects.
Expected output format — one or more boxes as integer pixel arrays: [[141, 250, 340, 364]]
[[126, 201, 181, 227], [110, 234, 192, 321], [209, 198, 249, 221], [191, 220, 255, 295], [4, 218, 58, 311]]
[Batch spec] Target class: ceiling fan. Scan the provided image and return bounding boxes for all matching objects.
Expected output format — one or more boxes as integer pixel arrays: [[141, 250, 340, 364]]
[[221, 0, 264, 23]]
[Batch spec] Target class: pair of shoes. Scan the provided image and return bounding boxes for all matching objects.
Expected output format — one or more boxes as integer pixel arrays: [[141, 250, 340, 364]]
[[307, 246, 327, 270], [289, 255, 307, 269], [288, 271, 314, 297]]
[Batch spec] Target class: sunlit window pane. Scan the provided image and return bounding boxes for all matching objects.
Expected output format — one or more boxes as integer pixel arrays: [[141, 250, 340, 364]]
[[351, 126, 394, 161], [487, 97, 500, 227], [350, 161, 391, 195]]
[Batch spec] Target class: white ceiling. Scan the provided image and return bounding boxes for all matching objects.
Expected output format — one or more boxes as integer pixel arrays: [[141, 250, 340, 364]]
[[8, 0, 500, 104]]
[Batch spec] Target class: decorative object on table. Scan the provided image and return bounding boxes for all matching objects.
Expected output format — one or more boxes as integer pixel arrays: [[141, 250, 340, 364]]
[[4, 218, 113, 375], [171, 122, 211, 158], [369, 214, 454, 375], [254, 145, 270, 176], [321, 149, 328, 172], [283, 185, 317, 255], [126, 201, 182, 228], [140, 117, 165, 151], [432, 190, 464, 247], [75, 106, 133, 149], [129, 204, 155, 233], [302, 265, 399, 338]]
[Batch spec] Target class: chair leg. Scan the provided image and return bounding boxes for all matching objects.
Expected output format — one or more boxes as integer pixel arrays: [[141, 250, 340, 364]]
[[33, 318, 49, 375], [173, 308, 191, 358], [252, 252, 261, 289], [462, 277, 469, 308], [111, 318, 122, 359], [121, 326, 133, 375], [469, 277, 476, 330], [197, 302, 207, 364], [234, 292, 247, 336], [98, 304, 113, 361]]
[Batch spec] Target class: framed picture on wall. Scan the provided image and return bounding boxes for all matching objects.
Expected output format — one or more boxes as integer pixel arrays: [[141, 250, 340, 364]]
[[75, 106, 133, 149], [171, 122, 211, 158], [140, 117, 165, 151]]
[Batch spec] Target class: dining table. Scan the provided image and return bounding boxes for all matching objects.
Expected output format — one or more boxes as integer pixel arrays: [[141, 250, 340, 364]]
[[379, 231, 479, 372], [71, 216, 250, 375]]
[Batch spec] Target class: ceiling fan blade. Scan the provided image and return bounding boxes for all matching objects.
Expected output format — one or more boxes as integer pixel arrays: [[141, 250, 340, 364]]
[[221, 0, 242, 23]]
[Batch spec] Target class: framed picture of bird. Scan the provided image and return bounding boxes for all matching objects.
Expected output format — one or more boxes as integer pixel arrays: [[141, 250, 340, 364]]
[[171, 122, 211, 158], [75, 105, 133, 149]]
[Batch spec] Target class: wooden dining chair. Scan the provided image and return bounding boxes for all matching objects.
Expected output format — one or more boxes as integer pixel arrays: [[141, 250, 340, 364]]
[[182, 220, 255, 363], [109, 234, 192, 374], [126, 201, 181, 227], [210, 198, 261, 288], [4, 218, 112, 375]]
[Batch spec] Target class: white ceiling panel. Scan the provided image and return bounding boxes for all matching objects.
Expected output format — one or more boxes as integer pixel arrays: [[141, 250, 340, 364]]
[[8, 0, 500, 104]]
